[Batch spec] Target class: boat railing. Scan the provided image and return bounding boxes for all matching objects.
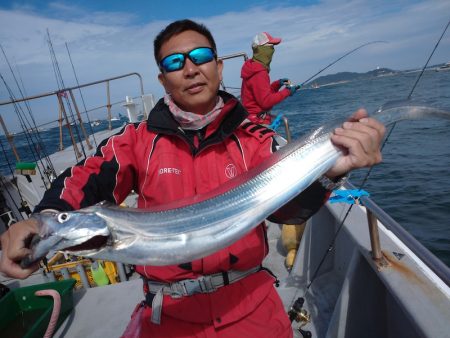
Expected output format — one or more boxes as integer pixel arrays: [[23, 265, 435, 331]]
[[346, 181, 450, 286], [0, 72, 146, 163], [0, 72, 144, 107], [218, 52, 248, 94]]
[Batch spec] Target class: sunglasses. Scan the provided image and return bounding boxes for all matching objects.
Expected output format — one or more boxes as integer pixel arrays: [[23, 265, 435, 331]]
[[159, 47, 216, 73]]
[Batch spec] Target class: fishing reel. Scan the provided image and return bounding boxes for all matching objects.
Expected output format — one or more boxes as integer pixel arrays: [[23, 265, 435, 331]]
[[288, 297, 312, 338]]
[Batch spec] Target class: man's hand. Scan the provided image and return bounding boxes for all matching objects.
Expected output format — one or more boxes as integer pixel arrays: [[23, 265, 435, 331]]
[[279, 78, 291, 86], [326, 108, 386, 178], [287, 84, 300, 96], [0, 218, 40, 279]]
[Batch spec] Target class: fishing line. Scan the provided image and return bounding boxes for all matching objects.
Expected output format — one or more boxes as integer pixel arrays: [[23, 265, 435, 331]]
[[0, 44, 56, 179], [65, 42, 98, 148], [407, 20, 450, 100], [0, 72, 53, 186], [299, 41, 387, 87], [46, 30, 88, 159], [299, 19, 450, 298]]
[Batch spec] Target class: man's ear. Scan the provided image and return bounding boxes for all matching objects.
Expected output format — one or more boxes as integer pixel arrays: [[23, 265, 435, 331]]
[[158, 72, 169, 93], [217, 59, 224, 82], [158, 72, 165, 87]]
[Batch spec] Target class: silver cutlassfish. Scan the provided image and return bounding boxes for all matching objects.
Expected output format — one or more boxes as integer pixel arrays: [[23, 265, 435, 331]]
[[22, 100, 450, 267]]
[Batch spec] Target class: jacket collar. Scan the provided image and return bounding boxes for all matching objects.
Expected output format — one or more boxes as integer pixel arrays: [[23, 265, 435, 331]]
[[146, 91, 248, 140]]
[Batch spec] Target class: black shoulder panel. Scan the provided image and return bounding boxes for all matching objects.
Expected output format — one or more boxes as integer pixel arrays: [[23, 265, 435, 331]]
[[239, 122, 275, 143]]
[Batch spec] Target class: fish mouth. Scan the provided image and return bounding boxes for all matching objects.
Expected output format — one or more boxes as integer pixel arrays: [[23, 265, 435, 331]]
[[63, 234, 109, 252]]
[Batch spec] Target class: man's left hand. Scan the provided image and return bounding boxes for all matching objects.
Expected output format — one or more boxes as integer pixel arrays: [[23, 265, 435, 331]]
[[279, 78, 291, 86], [326, 109, 386, 178]]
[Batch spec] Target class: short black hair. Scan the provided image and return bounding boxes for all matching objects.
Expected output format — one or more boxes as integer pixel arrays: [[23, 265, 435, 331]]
[[153, 19, 217, 65]]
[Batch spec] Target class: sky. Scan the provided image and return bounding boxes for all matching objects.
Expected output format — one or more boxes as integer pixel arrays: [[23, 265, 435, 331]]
[[0, 0, 449, 131]]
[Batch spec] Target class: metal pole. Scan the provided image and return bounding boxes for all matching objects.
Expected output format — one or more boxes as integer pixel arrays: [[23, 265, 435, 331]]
[[57, 94, 82, 159], [60, 268, 71, 280], [116, 262, 128, 282], [69, 90, 93, 150], [57, 97, 64, 151], [106, 81, 112, 130], [366, 208, 382, 260], [0, 115, 20, 161], [76, 264, 91, 289], [281, 116, 292, 143]]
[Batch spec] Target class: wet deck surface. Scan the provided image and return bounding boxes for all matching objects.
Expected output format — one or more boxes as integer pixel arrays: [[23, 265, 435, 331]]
[[54, 279, 143, 338]]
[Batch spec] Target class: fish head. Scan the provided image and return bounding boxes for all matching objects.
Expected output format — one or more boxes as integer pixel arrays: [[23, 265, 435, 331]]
[[21, 208, 110, 268]]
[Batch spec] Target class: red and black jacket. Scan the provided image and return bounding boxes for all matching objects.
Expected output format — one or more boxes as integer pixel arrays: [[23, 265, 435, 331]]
[[35, 91, 328, 325]]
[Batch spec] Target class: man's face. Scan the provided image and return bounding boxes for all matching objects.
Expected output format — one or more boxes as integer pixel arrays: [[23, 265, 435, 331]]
[[158, 30, 223, 115]]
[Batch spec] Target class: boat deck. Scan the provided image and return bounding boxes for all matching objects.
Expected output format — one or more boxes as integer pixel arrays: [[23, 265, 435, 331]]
[[49, 221, 293, 337]]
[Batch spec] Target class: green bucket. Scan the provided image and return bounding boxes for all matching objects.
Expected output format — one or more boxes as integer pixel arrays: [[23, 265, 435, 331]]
[[0, 279, 76, 338], [15, 162, 36, 170]]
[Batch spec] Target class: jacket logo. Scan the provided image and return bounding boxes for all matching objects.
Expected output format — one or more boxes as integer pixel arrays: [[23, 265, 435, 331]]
[[225, 164, 237, 179], [159, 167, 182, 175]]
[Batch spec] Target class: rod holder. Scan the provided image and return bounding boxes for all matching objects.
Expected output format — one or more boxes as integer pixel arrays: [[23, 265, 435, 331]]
[[366, 208, 383, 260]]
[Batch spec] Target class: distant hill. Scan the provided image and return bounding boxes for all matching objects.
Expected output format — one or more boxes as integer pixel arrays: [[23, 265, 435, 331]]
[[307, 62, 450, 88], [308, 68, 398, 88]]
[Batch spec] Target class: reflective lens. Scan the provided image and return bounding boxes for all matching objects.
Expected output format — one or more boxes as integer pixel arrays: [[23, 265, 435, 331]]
[[160, 47, 216, 73]]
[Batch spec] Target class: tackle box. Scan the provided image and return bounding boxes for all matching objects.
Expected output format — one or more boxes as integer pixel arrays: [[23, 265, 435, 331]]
[[0, 279, 76, 338]]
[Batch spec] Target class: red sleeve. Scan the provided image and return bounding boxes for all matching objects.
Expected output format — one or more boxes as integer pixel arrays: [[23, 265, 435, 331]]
[[270, 79, 282, 91], [35, 124, 143, 212], [250, 71, 290, 111]]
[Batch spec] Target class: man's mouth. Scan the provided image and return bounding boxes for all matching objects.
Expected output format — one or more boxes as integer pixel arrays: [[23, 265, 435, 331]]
[[186, 82, 205, 94]]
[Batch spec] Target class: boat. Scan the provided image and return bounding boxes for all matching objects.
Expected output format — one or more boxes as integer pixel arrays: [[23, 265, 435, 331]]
[[436, 61, 450, 71], [0, 52, 449, 338]]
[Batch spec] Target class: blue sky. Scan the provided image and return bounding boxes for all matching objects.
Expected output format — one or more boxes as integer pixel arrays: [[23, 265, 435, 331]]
[[0, 0, 449, 130]]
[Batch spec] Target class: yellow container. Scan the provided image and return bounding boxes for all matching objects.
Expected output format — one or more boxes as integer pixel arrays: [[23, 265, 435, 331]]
[[46, 254, 119, 289]]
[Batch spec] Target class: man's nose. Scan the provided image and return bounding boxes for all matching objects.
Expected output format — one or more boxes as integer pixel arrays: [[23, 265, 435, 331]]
[[183, 58, 200, 77]]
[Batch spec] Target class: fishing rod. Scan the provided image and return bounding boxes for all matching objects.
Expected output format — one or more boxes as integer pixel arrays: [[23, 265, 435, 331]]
[[47, 29, 88, 160], [293, 19, 450, 303], [407, 20, 450, 100], [272, 41, 387, 132], [0, 44, 56, 178], [299, 40, 387, 88], [65, 42, 98, 148]]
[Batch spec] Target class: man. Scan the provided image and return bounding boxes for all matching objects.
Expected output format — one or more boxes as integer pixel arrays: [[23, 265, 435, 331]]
[[241, 32, 299, 125], [0, 20, 385, 337]]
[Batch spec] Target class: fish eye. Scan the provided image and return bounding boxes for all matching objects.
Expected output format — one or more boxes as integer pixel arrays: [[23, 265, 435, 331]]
[[57, 213, 70, 223]]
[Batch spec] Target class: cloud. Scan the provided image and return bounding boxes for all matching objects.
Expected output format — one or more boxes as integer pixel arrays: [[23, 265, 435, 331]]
[[0, 0, 449, 130]]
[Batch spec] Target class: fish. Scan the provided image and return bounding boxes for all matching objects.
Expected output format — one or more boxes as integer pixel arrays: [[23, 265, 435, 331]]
[[22, 100, 450, 267]]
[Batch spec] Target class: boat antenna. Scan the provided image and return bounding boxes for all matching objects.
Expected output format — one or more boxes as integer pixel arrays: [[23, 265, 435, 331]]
[[300, 40, 387, 87], [300, 19, 450, 296], [65, 42, 98, 148]]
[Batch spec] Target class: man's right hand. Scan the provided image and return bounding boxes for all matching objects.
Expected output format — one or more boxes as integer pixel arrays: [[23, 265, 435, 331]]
[[0, 218, 40, 279], [279, 78, 291, 87], [287, 84, 300, 96]]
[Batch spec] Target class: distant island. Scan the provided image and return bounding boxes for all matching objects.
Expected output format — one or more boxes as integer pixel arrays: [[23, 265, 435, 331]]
[[307, 62, 449, 88]]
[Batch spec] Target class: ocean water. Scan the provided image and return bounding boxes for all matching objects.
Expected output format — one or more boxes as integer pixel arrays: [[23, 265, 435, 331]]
[[0, 70, 449, 267], [275, 70, 450, 267]]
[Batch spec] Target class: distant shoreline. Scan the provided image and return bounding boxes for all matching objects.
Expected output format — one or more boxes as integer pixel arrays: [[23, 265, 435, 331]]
[[308, 64, 448, 89]]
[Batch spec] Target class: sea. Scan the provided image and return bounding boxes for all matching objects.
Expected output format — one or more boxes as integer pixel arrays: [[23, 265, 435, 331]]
[[276, 69, 450, 267], [0, 70, 449, 266]]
